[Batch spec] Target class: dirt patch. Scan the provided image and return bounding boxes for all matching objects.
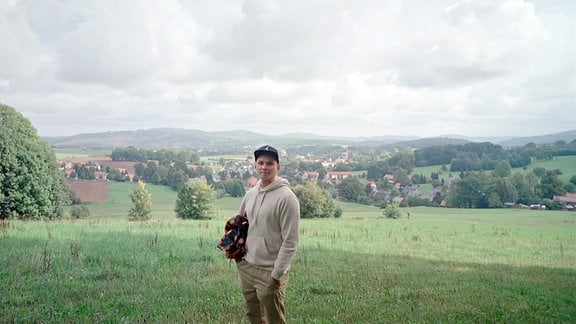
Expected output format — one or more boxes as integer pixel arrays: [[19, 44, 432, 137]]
[[67, 179, 109, 203]]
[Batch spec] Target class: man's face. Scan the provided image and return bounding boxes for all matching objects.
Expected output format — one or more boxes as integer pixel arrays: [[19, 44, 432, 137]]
[[255, 155, 280, 183]]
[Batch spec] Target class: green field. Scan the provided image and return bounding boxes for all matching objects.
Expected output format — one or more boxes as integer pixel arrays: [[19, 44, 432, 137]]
[[1, 182, 575, 322], [53, 148, 112, 159], [414, 155, 576, 180], [522, 155, 576, 183], [412, 155, 576, 196]]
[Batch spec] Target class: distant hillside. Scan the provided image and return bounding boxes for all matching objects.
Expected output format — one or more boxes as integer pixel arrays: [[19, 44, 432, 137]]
[[497, 130, 576, 147], [43, 128, 576, 152], [382, 137, 470, 150], [44, 128, 267, 152], [44, 128, 420, 151]]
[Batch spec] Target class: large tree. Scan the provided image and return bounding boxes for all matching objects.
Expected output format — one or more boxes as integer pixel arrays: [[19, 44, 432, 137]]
[[0, 103, 71, 219], [336, 176, 368, 203], [128, 180, 153, 221], [538, 170, 566, 199], [294, 181, 341, 218], [175, 181, 216, 220]]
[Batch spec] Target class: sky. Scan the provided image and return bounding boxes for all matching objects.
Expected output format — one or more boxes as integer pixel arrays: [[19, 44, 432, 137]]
[[1, 0, 574, 138]]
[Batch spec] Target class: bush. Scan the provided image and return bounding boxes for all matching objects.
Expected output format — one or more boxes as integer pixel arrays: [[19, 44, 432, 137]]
[[383, 202, 402, 219], [70, 205, 91, 219]]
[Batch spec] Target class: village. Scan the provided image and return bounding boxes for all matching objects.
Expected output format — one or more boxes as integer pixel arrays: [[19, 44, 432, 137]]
[[58, 147, 576, 212]]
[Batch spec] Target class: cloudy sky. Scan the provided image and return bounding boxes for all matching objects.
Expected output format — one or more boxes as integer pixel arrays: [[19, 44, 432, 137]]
[[1, 0, 574, 138]]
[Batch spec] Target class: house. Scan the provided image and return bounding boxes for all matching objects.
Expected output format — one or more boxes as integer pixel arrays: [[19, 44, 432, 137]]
[[302, 171, 319, 182], [372, 190, 390, 201], [95, 171, 108, 180], [383, 174, 395, 183], [402, 187, 420, 197], [392, 197, 404, 204], [444, 177, 458, 187], [553, 193, 576, 210], [326, 171, 352, 180], [189, 176, 207, 184]]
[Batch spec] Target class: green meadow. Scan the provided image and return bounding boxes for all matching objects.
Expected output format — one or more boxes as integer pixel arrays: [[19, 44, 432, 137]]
[[1, 182, 575, 322], [53, 148, 112, 159], [412, 155, 576, 184]]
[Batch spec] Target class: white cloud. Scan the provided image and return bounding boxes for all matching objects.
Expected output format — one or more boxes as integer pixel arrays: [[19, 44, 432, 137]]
[[0, 0, 573, 138]]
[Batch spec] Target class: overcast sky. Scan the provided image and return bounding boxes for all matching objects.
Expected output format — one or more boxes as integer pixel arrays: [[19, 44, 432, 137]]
[[1, 0, 574, 138]]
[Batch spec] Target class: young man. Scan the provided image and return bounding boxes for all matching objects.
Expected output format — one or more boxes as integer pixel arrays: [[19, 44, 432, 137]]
[[236, 145, 300, 324]]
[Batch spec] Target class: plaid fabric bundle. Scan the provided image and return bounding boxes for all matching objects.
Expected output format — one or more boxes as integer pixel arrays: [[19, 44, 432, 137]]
[[217, 214, 249, 261]]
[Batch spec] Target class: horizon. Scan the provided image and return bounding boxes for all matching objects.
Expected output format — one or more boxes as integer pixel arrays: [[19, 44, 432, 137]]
[[40, 126, 576, 141]]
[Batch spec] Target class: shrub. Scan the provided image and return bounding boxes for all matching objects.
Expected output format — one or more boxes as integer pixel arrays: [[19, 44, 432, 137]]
[[383, 202, 402, 219], [70, 205, 91, 219]]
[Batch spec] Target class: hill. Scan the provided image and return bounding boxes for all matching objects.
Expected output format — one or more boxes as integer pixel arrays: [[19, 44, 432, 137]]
[[497, 130, 576, 147], [43, 128, 576, 151]]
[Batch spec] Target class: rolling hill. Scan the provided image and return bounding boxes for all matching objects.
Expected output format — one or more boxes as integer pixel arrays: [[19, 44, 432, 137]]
[[43, 128, 576, 152]]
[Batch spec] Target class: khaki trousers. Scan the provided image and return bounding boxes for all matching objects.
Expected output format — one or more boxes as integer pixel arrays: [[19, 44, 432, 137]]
[[236, 260, 289, 324]]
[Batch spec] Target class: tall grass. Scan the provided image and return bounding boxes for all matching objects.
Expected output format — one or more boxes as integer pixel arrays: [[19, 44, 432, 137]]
[[1, 182, 575, 322]]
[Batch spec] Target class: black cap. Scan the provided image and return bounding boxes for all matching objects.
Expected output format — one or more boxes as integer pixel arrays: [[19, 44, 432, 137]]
[[254, 145, 279, 163]]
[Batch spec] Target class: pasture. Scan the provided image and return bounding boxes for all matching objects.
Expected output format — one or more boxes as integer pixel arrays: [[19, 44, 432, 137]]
[[1, 182, 575, 322], [412, 155, 576, 185]]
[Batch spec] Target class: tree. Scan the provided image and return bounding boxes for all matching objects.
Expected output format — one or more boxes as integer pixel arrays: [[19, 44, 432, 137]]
[[175, 181, 216, 220], [107, 168, 125, 181], [227, 180, 245, 198], [134, 162, 145, 178], [487, 192, 503, 208], [294, 181, 341, 218], [489, 177, 518, 205], [492, 160, 512, 178], [538, 170, 566, 199], [0, 103, 72, 220], [532, 167, 547, 178], [366, 160, 390, 181], [336, 177, 367, 203], [446, 173, 489, 208], [383, 202, 402, 219], [510, 172, 539, 205], [128, 181, 153, 220], [391, 167, 410, 186], [168, 169, 189, 191]]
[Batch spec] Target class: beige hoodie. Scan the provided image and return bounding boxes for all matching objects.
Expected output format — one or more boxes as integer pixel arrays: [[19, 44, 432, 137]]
[[239, 177, 300, 280]]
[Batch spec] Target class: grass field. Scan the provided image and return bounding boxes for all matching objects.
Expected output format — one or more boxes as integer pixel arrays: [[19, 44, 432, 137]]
[[2, 182, 575, 322], [411, 155, 576, 197], [523, 155, 576, 183], [412, 155, 576, 184], [53, 148, 112, 159]]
